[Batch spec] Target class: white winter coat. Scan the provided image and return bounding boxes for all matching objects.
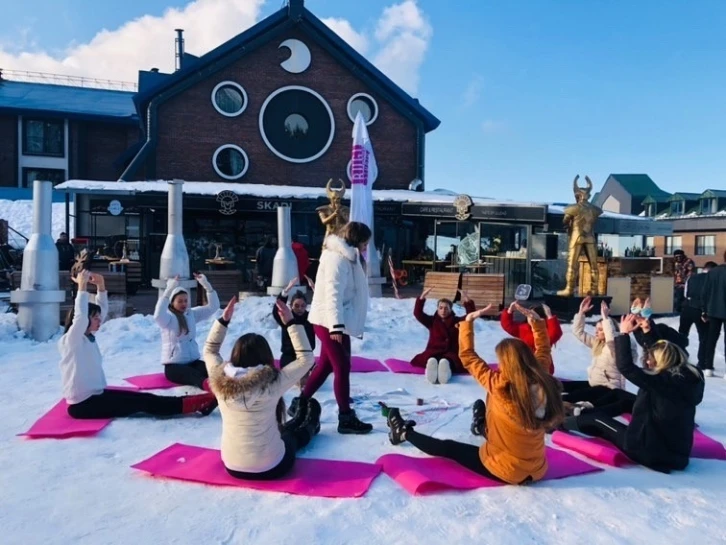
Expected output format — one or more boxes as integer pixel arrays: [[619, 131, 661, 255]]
[[154, 277, 220, 365], [204, 319, 315, 473], [308, 235, 369, 338], [572, 312, 637, 389], [58, 290, 109, 404]]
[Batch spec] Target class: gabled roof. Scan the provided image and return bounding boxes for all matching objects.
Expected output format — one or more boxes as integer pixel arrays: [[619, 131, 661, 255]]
[[700, 189, 726, 199], [668, 192, 702, 202], [0, 80, 137, 123], [609, 174, 670, 198], [133, 0, 439, 132]]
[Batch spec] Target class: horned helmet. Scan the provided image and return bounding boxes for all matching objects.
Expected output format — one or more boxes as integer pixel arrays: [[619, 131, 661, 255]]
[[572, 175, 593, 203], [326, 178, 346, 204]]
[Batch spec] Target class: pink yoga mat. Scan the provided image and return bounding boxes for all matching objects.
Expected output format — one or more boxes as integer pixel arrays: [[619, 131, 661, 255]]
[[551, 431, 632, 467], [384, 358, 497, 375], [132, 443, 382, 498], [19, 386, 138, 439], [124, 373, 179, 390], [376, 448, 600, 495], [350, 356, 388, 373]]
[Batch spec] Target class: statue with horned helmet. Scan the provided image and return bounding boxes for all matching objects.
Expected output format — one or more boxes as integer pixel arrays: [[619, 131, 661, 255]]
[[316, 178, 350, 239], [557, 175, 603, 296]]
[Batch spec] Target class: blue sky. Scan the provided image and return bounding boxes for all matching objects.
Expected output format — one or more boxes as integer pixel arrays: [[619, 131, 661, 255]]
[[1, 0, 725, 203]]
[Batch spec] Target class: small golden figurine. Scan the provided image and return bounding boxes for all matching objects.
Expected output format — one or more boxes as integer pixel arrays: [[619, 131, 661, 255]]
[[557, 175, 603, 297], [316, 178, 349, 238]]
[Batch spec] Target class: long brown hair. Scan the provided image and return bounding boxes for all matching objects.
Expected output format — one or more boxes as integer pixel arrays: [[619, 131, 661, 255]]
[[169, 291, 189, 335], [495, 338, 564, 430]]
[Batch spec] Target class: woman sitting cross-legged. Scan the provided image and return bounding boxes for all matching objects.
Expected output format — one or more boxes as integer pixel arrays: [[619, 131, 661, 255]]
[[61, 271, 216, 419], [387, 303, 565, 485], [564, 296, 638, 417], [562, 314, 705, 473], [500, 301, 562, 374], [411, 287, 476, 384], [154, 273, 220, 391], [204, 297, 321, 480]]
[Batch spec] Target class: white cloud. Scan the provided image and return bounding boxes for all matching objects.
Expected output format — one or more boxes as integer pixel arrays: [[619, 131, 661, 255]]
[[321, 18, 369, 54], [0, 0, 265, 83], [481, 120, 507, 134], [462, 75, 484, 108]]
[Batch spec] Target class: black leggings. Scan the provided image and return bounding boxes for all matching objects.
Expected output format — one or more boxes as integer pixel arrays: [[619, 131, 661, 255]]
[[164, 360, 208, 389], [68, 389, 183, 419], [571, 412, 628, 452], [225, 426, 314, 481], [563, 382, 636, 417], [406, 430, 511, 483]]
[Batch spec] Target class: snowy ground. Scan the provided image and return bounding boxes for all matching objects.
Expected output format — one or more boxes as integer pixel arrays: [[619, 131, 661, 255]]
[[2, 297, 726, 545], [0, 199, 74, 246]]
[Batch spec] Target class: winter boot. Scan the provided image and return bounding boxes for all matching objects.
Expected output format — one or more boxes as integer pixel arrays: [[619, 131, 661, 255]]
[[425, 357, 438, 384], [182, 393, 217, 416], [288, 396, 301, 417], [386, 407, 416, 445], [471, 399, 486, 436], [301, 398, 322, 437], [337, 409, 373, 435], [438, 359, 452, 384], [286, 395, 309, 429]]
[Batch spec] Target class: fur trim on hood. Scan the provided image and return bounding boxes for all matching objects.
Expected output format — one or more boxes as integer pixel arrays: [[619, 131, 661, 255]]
[[209, 362, 280, 405], [324, 235, 358, 262]]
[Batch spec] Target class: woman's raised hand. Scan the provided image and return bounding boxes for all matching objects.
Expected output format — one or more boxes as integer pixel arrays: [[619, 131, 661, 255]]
[[579, 296, 593, 314], [420, 287, 433, 300], [465, 304, 493, 322], [514, 303, 542, 324], [275, 298, 294, 325], [222, 296, 237, 322]]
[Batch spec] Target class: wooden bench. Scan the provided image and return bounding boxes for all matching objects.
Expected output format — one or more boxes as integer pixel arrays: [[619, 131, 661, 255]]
[[423, 271, 461, 302], [196, 270, 241, 307], [461, 273, 505, 316]]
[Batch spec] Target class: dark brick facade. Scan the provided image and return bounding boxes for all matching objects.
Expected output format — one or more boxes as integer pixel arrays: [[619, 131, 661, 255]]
[[0, 115, 17, 187], [154, 28, 420, 190], [70, 122, 140, 180]]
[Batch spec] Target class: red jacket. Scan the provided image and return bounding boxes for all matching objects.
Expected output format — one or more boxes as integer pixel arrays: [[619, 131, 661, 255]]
[[500, 311, 562, 374], [292, 242, 310, 281], [414, 298, 476, 357]]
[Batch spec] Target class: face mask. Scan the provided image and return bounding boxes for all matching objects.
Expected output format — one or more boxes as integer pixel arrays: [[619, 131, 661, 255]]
[[630, 306, 642, 314], [641, 307, 653, 319]]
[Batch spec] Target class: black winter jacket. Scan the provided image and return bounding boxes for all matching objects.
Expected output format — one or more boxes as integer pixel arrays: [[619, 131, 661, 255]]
[[633, 320, 688, 354], [272, 294, 316, 357], [616, 335, 704, 473], [702, 264, 726, 320]]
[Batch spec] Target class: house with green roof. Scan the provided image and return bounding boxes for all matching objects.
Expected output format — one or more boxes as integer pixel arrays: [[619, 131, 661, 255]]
[[593, 174, 670, 216]]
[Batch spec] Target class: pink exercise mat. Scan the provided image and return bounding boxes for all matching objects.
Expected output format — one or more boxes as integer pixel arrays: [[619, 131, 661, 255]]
[[131, 443, 382, 498], [124, 373, 178, 390], [18, 386, 138, 439], [276, 356, 387, 373], [376, 447, 601, 495], [383, 358, 497, 375]]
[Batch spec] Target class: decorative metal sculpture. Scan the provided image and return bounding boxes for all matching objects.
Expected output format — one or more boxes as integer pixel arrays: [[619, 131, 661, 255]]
[[316, 178, 350, 238], [557, 175, 603, 297]]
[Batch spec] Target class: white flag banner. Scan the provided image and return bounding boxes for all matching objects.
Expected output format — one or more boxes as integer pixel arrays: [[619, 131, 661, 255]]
[[349, 111, 380, 278]]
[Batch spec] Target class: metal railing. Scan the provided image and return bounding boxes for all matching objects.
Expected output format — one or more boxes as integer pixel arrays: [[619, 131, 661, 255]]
[[0, 69, 137, 92]]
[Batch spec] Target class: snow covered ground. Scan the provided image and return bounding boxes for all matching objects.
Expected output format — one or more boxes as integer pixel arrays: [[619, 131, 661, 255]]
[[2, 297, 726, 545], [0, 199, 74, 246]]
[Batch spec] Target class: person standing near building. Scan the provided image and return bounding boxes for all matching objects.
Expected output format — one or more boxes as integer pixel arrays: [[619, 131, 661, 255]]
[[680, 261, 717, 372], [56, 232, 75, 271], [701, 251, 726, 378], [255, 237, 276, 290], [291, 237, 310, 282], [673, 249, 695, 312]]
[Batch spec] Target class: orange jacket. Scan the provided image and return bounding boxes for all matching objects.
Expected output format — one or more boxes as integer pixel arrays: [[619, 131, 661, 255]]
[[459, 319, 552, 484]]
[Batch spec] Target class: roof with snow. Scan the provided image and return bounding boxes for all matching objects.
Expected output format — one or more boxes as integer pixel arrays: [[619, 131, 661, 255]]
[[0, 80, 138, 123], [609, 174, 670, 199]]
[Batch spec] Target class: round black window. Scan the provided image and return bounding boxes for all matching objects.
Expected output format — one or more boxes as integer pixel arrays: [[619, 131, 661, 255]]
[[213, 145, 249, 180], [259, 86, 335, 163], [212, 82, 247, 117], [347, 93, 378, 125]]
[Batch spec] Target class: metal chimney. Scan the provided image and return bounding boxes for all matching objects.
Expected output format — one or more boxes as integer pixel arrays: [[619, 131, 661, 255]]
[[175, 29, 185, 71], [11, 180, 66, 341], [267, 205, 302, 296]]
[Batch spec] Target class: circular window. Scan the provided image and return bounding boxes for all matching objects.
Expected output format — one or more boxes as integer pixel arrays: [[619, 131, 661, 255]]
[[259, 86, 335, 163], [347, 158, 379, 184], [212, 145, 249, 180], [211, 81, 248, 117], [347, 93, 378, 125]]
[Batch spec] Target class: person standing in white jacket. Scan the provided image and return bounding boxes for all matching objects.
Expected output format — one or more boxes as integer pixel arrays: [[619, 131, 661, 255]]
[[154, 273, 220, 391], [204, 297, 321, 480], [564, 297, 637, 417], [290, 222, 373, 435], [60, 270, 216, 419]]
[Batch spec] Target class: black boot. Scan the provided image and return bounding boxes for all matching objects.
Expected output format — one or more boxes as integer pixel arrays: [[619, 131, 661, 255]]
[[386, 407, 416, 445], [301, 398, 322, 437], [288, 396, 301, 417], [337, 409, 373, 435], [285, 396, 309, 430], [471, 399, 486, 436]]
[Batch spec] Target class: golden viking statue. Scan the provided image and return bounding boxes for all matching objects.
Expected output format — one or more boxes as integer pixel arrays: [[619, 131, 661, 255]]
[[316, 178, 349, 238], [557, 175, 603, 297]]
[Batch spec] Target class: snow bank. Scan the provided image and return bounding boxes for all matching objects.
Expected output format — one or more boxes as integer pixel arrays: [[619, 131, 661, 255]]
[[0, 199, 75, 247]]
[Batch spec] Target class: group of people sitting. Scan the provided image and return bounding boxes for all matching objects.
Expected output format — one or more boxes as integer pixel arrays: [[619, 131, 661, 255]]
[[57, 222, 710, 485]]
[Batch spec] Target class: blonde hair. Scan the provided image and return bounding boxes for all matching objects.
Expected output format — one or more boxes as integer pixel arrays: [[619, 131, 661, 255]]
[[495, 339, 564, 431], [648, 340, 702, 379], [591, 318, 617, 357]]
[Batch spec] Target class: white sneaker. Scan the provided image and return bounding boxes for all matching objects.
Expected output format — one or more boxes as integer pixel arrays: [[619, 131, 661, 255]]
[[438, 359, 452, 384], [425, 358, 438, 384], [705, 369, 714, 377]]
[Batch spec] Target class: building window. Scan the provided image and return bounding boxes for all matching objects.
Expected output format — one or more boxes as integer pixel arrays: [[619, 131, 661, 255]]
[[212, 144, 249, 180], [644, 236, 655, 249], [695, 235, 716, 256], [644, 203, 655, 217], [701, 198, 717, 215], [22, 168, 66, 188], [23, 119, 64, 157], [211, 81, 248, 117], [665, 235, 682, 254], [347, 93, 379, 125], [670, 201, 685, 215], [259, 85, 335, 163]]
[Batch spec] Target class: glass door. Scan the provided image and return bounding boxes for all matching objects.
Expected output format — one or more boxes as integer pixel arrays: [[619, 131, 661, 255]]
[[477, 222, 531, 300]]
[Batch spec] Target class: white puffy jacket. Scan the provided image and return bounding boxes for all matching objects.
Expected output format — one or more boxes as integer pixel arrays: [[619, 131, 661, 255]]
[[154, 276, 220, 364], [308, 235, 369, 338], [572, 312, 637, 389]]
